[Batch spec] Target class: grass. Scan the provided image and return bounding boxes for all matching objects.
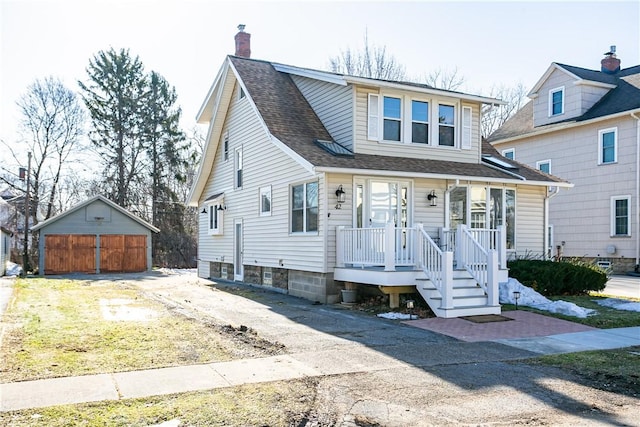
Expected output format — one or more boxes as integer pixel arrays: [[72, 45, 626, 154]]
[[0, 277, 270, 382], [502, 294, 640, 329], [0, 379, 320, 426], [527, 346, 640, 397]]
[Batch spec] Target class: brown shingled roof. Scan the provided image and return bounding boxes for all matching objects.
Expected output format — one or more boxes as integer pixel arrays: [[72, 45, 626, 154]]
[[230, 56, 565, 184]]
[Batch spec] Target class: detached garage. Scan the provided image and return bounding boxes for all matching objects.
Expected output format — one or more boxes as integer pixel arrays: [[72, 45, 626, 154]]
[[32, 195, 160, 275]]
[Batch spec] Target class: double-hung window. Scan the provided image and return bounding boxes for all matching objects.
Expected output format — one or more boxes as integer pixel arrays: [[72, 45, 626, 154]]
[[235, 147, 243, 189], [549, 87, 564, 116], [383, 96, 402, 141], [411, 100, 429, 144], [438, 104, 455, 146], [291, 181, 318, 233], [599, 127, 617, 164], [206, 199, 224, 235], [611, 196, 630, 236]]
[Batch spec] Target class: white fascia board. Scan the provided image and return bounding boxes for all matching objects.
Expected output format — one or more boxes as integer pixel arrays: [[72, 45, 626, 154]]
[[491, 107, 640, 145], [186, 121, 216, 206], [573, 79, 617, 90], [271, 136, 315, 174], [314, 166, 572, 188], [528, 63, 566, 97], [272, 63, 347, 86], [196, 59, 230, 123], [344, 75, 505, 105]]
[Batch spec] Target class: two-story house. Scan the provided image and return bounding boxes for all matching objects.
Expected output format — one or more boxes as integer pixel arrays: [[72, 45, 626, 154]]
[[188, 28, 568, 317], [489, 47, 640, 274]]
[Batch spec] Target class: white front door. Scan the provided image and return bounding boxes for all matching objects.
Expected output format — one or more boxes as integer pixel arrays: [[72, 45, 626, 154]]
[[234, 219, 243, 281]]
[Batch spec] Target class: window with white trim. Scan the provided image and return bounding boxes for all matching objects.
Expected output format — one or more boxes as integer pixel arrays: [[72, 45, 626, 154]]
[[260, 186, 272, 216], [411, 100, 429, 144], [239, 86, 245, 99], [383, 96, 402, 141], [599, 127, 617, 164], [536, 159, 551, 174], [235, 147, 243, 189], [223, 132, 229, 161], [207, 202, 224, 235], [611, 196, 630, 236], [291, 181, 318, 233], [438, 104, 455, 146], [549, 87, 564, 116], [502, 148, 515, 160]]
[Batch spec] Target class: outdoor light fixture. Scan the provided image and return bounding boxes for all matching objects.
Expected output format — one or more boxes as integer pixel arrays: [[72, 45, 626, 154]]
[[427, 190, 437, 207], [406, 299, 415, 319], [201, 207, 208, 214], [513, 291, 521, 310], [335, 185, 346, 209]]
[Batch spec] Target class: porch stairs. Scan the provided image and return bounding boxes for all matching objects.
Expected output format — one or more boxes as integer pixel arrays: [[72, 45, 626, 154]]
[[415, 269, 501, 318]]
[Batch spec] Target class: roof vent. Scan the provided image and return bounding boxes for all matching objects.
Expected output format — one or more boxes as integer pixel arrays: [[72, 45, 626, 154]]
[[601, 45, 621, 74]]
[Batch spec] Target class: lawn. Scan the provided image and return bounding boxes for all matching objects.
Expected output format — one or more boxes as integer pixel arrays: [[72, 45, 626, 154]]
[[0, 277, 279, 383]]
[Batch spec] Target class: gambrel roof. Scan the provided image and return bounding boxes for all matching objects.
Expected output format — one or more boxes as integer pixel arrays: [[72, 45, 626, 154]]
[[189, 56, 568, 205], [488, 63, 640, 143]]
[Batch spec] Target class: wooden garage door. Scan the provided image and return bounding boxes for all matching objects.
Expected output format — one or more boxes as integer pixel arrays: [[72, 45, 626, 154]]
[[44, 234, 96, 275], [100, 235, 147, 273]]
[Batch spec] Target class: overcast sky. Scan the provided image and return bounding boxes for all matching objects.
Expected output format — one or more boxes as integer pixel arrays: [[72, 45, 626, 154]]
[[1, 0, 639, 148]]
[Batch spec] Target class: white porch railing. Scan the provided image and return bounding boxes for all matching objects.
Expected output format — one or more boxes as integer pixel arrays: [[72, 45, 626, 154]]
[[457, 224, 499, 306], [440, 225, 506, 268], [415, 224, 453, 309]]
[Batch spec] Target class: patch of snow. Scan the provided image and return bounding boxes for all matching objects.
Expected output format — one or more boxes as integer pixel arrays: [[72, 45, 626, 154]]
[[99, 298, 158, 321], [595, 298, 640, 312], [377, 312, 414, 320], [5, 261, 22, 276], [499, 278, 595, 318]]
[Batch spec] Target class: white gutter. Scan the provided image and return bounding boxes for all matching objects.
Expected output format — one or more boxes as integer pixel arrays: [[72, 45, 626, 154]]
[[543, 185, 562, 259], [632, 113, 640, 267]]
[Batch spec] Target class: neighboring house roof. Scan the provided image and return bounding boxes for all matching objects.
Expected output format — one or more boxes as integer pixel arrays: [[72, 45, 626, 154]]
[[189, 56, 568, 205], [489, 63, 640, 143], [31, 195, 160, 233]]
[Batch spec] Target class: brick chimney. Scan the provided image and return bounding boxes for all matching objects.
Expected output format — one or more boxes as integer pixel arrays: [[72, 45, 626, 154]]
[[234, 24, 251, 58], [601, 45, 621, 74]]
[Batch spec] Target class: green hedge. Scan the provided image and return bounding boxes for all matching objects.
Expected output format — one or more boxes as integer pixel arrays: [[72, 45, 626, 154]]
[[507, 259, 608, 296]]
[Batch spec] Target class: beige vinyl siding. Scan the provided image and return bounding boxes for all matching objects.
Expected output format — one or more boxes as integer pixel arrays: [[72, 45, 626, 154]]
[[578, 85, 611, 115], [291, 75, 354, 150], [199, 84, 326, 274], [354, 87, 480, 163], [494, 116, 637, 259], [514, 185, 546, 257], [533, 68, 592, 127]]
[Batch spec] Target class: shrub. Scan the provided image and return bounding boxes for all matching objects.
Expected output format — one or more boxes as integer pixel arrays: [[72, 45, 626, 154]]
[[507, 258, 607, 296]]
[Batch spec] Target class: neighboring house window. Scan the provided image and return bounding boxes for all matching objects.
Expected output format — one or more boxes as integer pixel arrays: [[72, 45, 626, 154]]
[[235, 147, 243, 189], [224, 132, 229, 161], [291, 181, 318, 233], [599, 127, 617, 164], [260, 186, 272, 216], [611, 196, 630, 236], [411, 100, 429, 144], [549, 87, 564, 116], [536, 160, 551, 174], [383, 96, 402, 141], [207, 202, 224, 235], [502, 148, 515, 160], [438, 104, 455, 146]]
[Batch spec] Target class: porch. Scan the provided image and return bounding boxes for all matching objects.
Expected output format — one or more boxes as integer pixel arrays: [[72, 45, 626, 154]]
[[335, 224, 509, 318]]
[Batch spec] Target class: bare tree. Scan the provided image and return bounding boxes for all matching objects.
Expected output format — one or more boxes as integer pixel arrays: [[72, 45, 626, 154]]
[[329, 31, 406, 81], [423, 67, 465, 91], [11, 77, 85, 222], [481, 82, 528, 138]]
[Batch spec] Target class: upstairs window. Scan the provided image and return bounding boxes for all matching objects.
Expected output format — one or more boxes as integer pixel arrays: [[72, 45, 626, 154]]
[[291, 181, 318, 233], [411, 100, 429, 144], [536, 160, 551, 174], [438, 104, 455, 146], [549, 87, 564, 116], [611, 196, 630, 236], [235, 147, 243, 189], [383, 96, 402, 141], [502, 148, 515, 160], [599, 127, 617, 164], [223, 132, 229, 161]]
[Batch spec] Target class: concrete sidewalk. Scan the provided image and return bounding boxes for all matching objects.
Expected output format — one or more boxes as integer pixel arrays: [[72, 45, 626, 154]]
[[2, 324, 639, 412]]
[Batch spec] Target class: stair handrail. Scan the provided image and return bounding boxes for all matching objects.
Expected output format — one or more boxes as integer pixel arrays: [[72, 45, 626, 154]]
[[457, 224, 499, 305], [416, 224, 453, 309]]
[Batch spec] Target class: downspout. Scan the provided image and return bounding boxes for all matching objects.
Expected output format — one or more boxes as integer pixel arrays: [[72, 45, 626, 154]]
[[544, 185, 561, 260], [632, 113, 640, 268]]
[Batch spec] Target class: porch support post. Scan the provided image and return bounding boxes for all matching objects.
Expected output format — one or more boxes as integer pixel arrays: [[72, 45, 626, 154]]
[[487, 250, 499, 306], [416, 223, 424, 269], [497, 225, 506, 269], [442, 251, 454, 309], [336, 226, 345, 268], [455, 224, 465, 269], [384, 221, 395, 272]]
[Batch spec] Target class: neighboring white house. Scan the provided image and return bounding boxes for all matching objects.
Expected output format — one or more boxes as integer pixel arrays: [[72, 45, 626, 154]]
[[489, 47, 640, 273], [0, 226, 12, 276], [188, 27, 569, 317]]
